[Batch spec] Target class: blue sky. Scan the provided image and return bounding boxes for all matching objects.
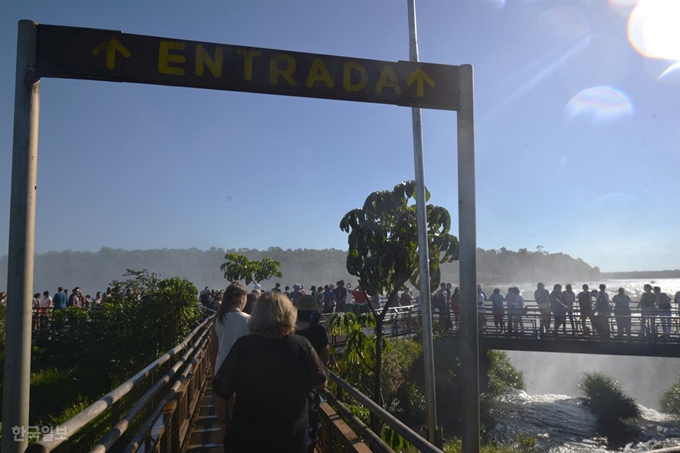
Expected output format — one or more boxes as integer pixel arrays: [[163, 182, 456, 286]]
[[1, 0, 678, 272]]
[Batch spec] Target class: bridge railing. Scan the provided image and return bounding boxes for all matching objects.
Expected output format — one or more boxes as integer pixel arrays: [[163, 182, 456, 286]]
[[323, 370, 443, 453], [324, 301, 680, 345], [25, 309, 214, 453]]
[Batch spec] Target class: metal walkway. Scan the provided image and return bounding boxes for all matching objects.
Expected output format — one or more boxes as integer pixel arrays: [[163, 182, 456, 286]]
[[181, 381, 222, 453]]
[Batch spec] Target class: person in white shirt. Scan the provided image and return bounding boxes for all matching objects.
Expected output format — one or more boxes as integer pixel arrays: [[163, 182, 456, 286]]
[[478, 285, 486, 333], [41, 291, 52, 309], [208, 282, 251, 438]]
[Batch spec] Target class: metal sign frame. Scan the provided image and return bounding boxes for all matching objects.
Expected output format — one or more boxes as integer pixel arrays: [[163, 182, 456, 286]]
[[2, 20, 478, 453]]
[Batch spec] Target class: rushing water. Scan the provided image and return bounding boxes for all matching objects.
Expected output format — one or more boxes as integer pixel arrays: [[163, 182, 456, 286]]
[[492, 279, 680, 451], [488, 390, 680, 452]]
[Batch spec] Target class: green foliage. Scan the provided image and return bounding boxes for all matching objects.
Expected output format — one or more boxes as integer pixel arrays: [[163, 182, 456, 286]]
[[340, 180, 458, 299], [339, 181, 458, 431], [220, 253, 282, 284], [486, 351, 525, 396], [579, 371, 641, 422], [327, 312, 382, 395], [442, 434, 538, 452], [659, 378, 680, 415], [381, 424, 409, 451], [30, 270, 202, 423], [381, 340, 425, 421]]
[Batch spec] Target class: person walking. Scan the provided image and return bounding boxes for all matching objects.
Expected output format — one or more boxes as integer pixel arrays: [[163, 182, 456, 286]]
[[213, 291, 326, 453], [294, 295, 331, 453], [208, 282, 251, 441]]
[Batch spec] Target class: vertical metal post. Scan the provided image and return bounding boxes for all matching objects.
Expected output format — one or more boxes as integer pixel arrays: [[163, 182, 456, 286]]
[[2, 20, 41, 453], [407, 0, 438, 446], [457, 64, 480, 453]]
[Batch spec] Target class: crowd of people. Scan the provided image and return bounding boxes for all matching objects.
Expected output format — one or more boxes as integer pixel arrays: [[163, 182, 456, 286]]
[[429, 281, 680, 340], [200, 280, 680, 342], [15, 286, 113, 311], [199, 280, 377, 316]]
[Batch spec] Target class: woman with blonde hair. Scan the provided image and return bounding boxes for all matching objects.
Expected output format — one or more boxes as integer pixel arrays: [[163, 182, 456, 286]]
[[208, 282, 250, 439], [214, 291, 326, 453]]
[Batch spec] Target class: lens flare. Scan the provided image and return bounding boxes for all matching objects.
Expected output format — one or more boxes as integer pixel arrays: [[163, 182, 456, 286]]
[[659, 61, 680, 82], [566, 86, 633, 122], [608, 0, 639, 18], [628, 0, 680, 60], [558, 33, 631, 92]]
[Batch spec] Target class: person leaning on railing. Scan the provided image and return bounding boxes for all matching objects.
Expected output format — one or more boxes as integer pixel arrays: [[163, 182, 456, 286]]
[[612, 288, 632, 338], [639, 284, 658, 338]]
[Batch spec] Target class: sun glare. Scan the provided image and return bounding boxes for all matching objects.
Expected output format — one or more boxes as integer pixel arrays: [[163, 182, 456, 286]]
[[627, 0, 680, 61]]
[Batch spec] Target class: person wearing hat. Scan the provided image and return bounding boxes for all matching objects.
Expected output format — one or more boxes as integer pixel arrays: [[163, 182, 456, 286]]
[[294, 294, 329, 453], [291, 284, 304, 306]]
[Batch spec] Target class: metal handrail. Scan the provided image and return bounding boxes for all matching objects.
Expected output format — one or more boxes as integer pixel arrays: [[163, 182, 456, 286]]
[[87, 324, 212, 453], [122, 332, 211, 453], [321, 390, 393, 453], [25, 315, 213, 452], [327, 370, 443, 453]]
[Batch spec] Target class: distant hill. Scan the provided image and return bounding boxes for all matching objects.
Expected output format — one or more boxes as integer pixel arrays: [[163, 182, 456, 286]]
[[601, 270, 680, 280], [0, 246, 603, 296]]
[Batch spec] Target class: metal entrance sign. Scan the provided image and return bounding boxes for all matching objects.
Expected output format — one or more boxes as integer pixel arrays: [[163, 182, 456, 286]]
[[4, 20, 475, 453], [36, 24, 460, 110]]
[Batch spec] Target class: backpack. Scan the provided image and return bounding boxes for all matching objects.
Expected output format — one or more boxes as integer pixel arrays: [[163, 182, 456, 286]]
[[658, 293, 672, 310], [595, 294, 609, 313]]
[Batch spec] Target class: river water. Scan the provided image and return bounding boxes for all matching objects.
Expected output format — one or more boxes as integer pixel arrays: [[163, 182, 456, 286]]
[[488, 390, 680, 452], [495, 278, 680, 451]]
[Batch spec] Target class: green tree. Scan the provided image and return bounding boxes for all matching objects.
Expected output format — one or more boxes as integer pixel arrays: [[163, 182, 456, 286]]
[[220, 253, 283, 284], [660, 378, 680, 415], [337, 181, 458, 425]]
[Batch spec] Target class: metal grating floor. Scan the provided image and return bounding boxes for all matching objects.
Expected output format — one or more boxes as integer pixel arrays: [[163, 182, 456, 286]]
[[182, 383, 224, 453]]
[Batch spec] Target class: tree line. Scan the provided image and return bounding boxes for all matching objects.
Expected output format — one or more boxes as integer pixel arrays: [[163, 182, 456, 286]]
[[0, 245, 604, 297]]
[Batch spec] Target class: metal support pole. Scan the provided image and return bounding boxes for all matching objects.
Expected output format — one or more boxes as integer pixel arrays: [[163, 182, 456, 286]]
[[2, 20, 40, 453], [407, 0, 438, 446], [457, 64, 480, 453]]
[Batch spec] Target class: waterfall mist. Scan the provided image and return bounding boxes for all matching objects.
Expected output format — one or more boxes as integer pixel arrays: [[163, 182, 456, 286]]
[[507, 351, 680, 410]]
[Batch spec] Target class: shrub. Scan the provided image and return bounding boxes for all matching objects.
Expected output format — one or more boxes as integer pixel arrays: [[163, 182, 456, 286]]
[[486, 351, 525, 396], [660, 379, 680, 415], [579, 371, 640, 422], [443, 434, 538, 452]]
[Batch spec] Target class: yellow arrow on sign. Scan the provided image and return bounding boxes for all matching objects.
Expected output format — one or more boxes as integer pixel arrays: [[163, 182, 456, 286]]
[[406, 68, 435, 97], [92, 37, 131, 70]]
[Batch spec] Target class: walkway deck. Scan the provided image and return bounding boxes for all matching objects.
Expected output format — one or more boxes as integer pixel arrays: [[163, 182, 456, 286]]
[[181, 381, 223, 453]]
